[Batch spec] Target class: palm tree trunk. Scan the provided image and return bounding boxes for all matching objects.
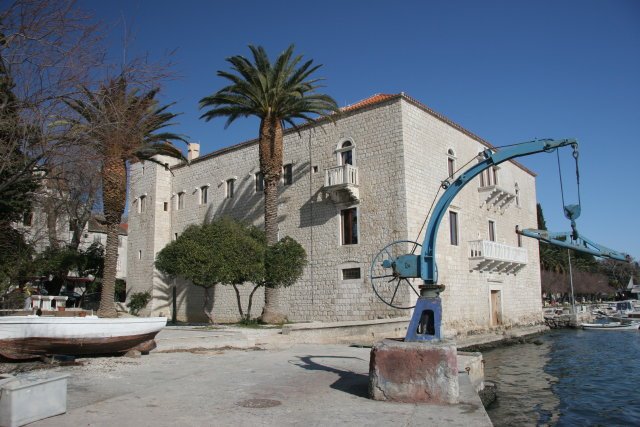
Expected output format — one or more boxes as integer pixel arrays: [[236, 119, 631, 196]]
[[258, 116, 287, 324], [97, 155, 126, 318]]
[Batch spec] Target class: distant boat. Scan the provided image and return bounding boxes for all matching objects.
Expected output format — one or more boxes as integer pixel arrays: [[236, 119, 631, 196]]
[[581, 321, 640, 331], [0, 315, 167, 360]]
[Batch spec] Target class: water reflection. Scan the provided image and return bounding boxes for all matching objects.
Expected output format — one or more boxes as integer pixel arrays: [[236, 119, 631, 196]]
[[484, 339, 559, 426], [483, 329, 640, 426]]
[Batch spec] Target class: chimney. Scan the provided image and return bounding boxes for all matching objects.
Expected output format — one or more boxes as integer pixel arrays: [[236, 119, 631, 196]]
[[187, 143, 200, 161]]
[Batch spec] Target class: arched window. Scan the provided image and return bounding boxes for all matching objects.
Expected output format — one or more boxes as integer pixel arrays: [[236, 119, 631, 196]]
[[336, 139, 355, 166]]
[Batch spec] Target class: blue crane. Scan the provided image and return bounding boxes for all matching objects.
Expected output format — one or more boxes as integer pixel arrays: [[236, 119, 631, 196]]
[[369, 138, 629, 342]]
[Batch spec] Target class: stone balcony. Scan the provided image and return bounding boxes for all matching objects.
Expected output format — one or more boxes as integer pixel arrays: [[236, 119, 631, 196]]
[[468, 240, 527, 274], [324, 164, 359, 203], [478, 185, 516, 213]]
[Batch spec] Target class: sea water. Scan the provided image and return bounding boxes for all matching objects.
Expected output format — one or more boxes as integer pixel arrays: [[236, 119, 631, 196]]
[[483, 328, 640, 426]]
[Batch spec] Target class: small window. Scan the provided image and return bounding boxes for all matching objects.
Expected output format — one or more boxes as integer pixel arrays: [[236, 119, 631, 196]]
[[22, 212, 33, 226], [177, 192, 185, 210], [515, 184, 520, 207], [226, 179, 235, 199], [174, 232, 178, 241], [342, 268, 361, 280], [139, 195, 146, 213], [69, 219, 77, 232], [283, 164, 293, 186], [449, 211, 459, 246], [255, 172, 264, 192], [488, 220, 496, 242], [517, 231, 522, 248], [341, 207, 358, 245], [312, 165, 318, 173], [138, 250, 142, 260], [200, 186, 208, 204], [93, 234, 101, 243], [447, 149, 456, 178], [163, 202, 168, 212]]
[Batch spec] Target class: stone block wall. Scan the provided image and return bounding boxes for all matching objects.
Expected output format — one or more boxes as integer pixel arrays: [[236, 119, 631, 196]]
[[126, 94, 543, 330], [401, 100, 542, 337]]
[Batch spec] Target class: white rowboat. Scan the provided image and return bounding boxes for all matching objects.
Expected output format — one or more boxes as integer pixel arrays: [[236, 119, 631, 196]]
[[0, 315, 167, 360]]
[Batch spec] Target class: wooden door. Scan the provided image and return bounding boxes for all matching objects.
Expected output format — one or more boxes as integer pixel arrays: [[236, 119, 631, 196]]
[[490, 290, 502, 326]]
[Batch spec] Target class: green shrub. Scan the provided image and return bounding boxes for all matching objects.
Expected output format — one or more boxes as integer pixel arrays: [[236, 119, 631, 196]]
[[127, 290, 152, 316]]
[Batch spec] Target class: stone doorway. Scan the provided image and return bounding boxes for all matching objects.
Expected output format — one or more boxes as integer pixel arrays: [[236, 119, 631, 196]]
[[490, 289, 502, 326]]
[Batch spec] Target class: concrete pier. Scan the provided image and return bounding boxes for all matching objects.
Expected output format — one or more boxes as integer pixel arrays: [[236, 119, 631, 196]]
[[20, 325, 492, 427]]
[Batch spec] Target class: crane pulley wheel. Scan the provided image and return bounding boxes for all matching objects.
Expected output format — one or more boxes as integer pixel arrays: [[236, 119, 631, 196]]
[[369, 240, 422, 309]]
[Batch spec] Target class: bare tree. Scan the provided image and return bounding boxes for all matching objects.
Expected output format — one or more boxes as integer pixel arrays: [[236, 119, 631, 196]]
[[0, 0, 103, 225]]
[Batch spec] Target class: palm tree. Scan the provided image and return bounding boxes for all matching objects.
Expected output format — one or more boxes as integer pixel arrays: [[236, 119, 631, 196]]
[[200, 45, 338, 323], [65, 75, 187, 317]]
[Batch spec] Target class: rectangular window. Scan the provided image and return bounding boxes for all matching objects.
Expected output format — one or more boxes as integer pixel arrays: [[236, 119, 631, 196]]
[[447, 157, 455, 178], [449, 211, 458, 246], [93, 234, 101, 243], [226, 179, 235, 198], [177, 192, 185, 210], [163, 202, 168, 211], [342, 268, 361, 280], [255, 172, 264, 192], [174, 232, 178, 241], [200, 186, 208, 204], [341, 207, 358, 245], [139, 195, 146, 213], [23, 212, 33, 227], [283, 163, 293, 186], [138, 250, 142, 260], [488, 220, 496, 242], [517, 232, 522, 247]]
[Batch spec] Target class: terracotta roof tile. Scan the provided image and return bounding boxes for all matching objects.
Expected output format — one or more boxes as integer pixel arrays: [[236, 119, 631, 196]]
[[341, 94, 396, 112]]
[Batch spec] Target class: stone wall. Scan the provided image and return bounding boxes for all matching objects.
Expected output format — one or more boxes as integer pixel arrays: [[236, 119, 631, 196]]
[[127, 95, 543, 330], [401, 100, 542, 338]]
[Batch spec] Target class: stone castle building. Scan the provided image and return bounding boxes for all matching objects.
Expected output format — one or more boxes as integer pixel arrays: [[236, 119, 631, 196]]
[[127, 93, 542, 337]]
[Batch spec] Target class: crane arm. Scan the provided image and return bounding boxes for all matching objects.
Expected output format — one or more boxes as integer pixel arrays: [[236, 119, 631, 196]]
[[420, 138, 578, 284], [516, 227, 629, 262]]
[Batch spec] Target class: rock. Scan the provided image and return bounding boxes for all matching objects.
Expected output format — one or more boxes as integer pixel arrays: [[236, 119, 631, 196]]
[[124, 350, 141, 358]]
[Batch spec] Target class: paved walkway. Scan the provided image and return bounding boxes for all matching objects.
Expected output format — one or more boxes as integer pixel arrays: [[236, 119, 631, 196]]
[[27, 326, 492, 427]]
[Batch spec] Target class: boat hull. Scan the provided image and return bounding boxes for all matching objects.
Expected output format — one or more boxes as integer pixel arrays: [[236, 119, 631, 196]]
[[581, 322, 640, 331], [0, 316, 167, 360]]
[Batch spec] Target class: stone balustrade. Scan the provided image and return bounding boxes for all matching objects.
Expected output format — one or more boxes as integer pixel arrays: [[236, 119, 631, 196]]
[[468, 240, 527, 274], [323, 164, 359, 203]]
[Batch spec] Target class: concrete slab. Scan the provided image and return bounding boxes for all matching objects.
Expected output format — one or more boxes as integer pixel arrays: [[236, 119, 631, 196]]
[[30, 344, 491, 427]]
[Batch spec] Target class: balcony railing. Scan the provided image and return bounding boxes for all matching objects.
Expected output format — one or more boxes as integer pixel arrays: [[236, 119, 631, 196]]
[[324, 165, 359, 203], [325, 164, 358, 187], [478, 185, 516, 213], [468, 240, 527, 274]]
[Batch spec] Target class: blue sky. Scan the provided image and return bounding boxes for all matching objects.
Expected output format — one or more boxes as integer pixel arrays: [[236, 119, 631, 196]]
[[82, 0, 640, 260]]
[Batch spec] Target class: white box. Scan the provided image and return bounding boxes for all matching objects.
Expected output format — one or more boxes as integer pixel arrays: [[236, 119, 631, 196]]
[[0, 374, 69, 427]]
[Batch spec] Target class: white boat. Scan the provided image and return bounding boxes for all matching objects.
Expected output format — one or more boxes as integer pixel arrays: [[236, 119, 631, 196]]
[[581, 321, 640, 331], [0, 315, 167, 360]]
